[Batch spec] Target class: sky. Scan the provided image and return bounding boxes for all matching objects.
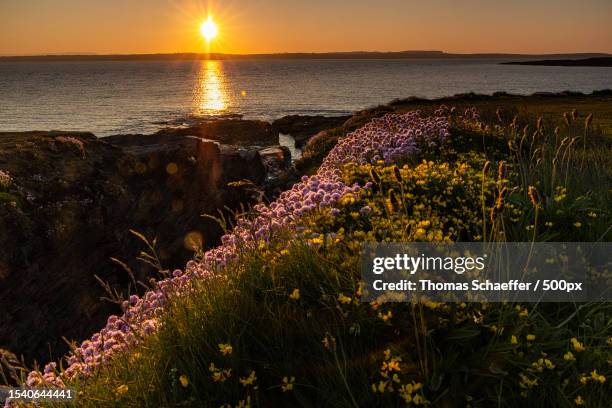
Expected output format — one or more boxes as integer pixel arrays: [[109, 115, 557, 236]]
[[0, 0, 611, 56]]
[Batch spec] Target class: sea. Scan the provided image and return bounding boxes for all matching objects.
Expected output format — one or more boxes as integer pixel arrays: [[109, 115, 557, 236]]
[[1, 58, 611, 136]]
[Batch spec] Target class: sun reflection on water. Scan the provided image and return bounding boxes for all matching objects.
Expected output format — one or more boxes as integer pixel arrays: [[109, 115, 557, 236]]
[[194, 60, 229, 115]]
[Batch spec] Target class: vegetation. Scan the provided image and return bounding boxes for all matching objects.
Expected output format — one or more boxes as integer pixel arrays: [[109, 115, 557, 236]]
[[4, 99, 612, 407]]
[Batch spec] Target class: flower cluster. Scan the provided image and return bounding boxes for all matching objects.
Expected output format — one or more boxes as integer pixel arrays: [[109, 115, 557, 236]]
[[0, 169, 11, 189], [321, 111, 450, 171], [23, 110, 451, 389]]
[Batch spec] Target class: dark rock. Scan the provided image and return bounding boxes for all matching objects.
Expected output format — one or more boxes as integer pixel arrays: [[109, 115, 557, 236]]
[[0, 130, 270, 364], [259, 146, 292, 170], [271, 115, 351, 147], [107, 119, 277, 147]]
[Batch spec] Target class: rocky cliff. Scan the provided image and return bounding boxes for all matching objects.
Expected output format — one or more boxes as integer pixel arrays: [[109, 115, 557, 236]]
[[0, 120, 290, 364]]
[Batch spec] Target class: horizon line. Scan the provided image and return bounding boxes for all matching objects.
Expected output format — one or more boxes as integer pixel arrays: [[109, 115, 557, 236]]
[[1, 50, 611, 60]]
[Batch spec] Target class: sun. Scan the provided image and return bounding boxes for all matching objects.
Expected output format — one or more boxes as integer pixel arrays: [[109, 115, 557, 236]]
[[200, 17, 218, 42]]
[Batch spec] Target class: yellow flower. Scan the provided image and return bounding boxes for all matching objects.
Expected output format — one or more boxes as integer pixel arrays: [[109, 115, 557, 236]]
[[289, 288, 300, 300], [573, 222, 582, 228], [518, 308, 529, 318], [571, 338, 585, 352], [511, 335, 518, 344], [281, 376, 295, 392], [526, 334, 536, 341], [239, 370, 257, 387], [590, 370, 606, 384], [579, 374, 589, 385], [378, 310, 393, 322], [373, 380, 389, 393], [519, 373, 538, 389], [574, 395, 585, 406], [179, 375, 189, 388], [587, 211, 597, 218], [338, 293, 352, 304], [413, 394, 427, 405], [115, 384, 128, 396], [563, 351, 575, 361], [381, 358, 401, 373], [218, 343, 233, 356], [310, 236, 324, 245], [209, 363, 232, 382], [544, 359, 555, 370]]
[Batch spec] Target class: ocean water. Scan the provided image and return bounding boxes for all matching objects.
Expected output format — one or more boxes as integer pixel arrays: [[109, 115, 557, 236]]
[[0, 58, 611, 136]]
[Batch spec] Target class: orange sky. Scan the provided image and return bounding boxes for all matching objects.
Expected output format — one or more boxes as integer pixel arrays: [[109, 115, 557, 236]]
[[1, 0, 611, 55]]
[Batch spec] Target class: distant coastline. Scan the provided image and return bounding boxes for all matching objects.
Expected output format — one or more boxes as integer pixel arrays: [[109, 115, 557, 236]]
[[501, 57, 612, 67], [1, 51, 610, 62]]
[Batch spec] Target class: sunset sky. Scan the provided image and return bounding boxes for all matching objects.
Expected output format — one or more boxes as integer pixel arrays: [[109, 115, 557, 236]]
[[1, 0, 611, 56]]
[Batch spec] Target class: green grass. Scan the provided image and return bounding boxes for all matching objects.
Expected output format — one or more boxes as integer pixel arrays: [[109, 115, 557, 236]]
[[16, 99, 612, 408]]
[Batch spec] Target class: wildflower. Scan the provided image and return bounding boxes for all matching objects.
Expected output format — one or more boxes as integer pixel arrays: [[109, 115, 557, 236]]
[[0, 170, 11, 188], [413, 394, 427, 405], [289, 288, 300, 300], [115, 384, 128, 396], [545, 221, 553, 227], [209, 363, 232, 382], [518, 308, 529, 318], [587, 211, 597, 218], [179, 375, 189, 388], [281, 376, 295, 392], [571, 338, 585, 352], [218, 343, 233, 356], [372, 380, 390, 393], [574, 395, 585, 406], [338, 293, 352, 305], [526, 334, 536, 341], [563, 351, 576, 361], [519, 373, 538, 389], [573, 222, 582, 228], [239, 370, 257, 387], [378, 310, 393, 322], [511, 335, 518, 345], [590, 370, 606, 384]]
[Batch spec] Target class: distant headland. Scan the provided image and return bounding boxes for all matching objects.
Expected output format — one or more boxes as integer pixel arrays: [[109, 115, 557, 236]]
[[502, 57, 612, 67], [1, 51, 610, 62]]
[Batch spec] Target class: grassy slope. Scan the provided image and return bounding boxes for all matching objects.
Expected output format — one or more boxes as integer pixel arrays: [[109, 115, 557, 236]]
[[20, 95, 612, 408]]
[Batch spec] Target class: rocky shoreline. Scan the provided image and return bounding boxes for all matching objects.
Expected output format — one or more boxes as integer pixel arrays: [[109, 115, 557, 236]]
[[0, 116, 346, 365]]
